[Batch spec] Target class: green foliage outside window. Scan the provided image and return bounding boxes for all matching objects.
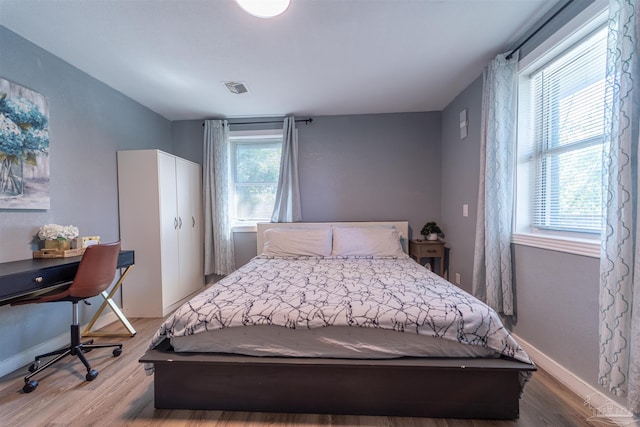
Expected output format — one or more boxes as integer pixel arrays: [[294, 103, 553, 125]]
[[232, 139, 282, 222]]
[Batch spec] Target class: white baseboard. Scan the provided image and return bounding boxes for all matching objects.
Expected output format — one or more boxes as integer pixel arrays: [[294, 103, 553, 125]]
[[513, 333, 639, 427], [0, 311, 118, 379]]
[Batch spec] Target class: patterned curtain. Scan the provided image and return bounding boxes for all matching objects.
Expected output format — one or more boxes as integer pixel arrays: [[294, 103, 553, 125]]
[[472, 52, 519, 316], [271, 116, 302, 222], [599, 0, 639, 413], [203, 120, 235, 276]]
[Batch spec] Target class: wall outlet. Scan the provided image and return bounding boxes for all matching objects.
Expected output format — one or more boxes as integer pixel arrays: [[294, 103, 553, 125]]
[[463, 204, 469, 217], [455, 273, 461, 285]]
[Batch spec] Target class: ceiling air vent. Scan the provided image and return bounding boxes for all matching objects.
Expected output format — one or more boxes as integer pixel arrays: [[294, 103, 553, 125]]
[[224, 81, 249, 94]]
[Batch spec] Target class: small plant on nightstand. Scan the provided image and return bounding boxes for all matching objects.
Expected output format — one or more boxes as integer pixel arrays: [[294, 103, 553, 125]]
[[420, 222, 444, 241]]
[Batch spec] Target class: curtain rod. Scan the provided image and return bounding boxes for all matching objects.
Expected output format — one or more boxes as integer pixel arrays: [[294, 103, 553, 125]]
[[505, 0, 575, 61], [202, 118, 313, 127]]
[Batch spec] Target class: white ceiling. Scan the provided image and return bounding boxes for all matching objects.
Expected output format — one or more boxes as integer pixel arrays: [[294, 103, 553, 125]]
[[0, 0, 556, 121]]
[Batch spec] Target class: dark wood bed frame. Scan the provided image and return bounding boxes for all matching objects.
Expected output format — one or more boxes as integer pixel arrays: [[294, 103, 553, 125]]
[[140, 222, 536, 419], [141, 339, 535, 419]]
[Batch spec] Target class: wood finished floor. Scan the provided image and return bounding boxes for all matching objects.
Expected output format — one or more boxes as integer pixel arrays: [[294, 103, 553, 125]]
[[0, 317, 603, 426]]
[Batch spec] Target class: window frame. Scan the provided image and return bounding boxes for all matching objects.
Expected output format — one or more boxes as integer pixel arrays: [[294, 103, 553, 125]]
[[228, 129, 283, 232], [513, 3, 608, 258]]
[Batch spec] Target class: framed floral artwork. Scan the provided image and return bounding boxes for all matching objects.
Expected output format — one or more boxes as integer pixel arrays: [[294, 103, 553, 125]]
[[0, 78, 50, 209]]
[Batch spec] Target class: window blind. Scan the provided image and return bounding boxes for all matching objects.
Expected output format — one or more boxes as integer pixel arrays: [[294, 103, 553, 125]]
[[528, 26, 608, 234]]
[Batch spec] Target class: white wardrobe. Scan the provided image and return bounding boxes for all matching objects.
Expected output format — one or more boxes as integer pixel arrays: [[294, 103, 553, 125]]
[[117, 149, 204, 318]]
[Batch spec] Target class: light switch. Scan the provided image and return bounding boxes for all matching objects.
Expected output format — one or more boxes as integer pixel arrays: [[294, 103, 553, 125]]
[[463, 204, 469, 217]]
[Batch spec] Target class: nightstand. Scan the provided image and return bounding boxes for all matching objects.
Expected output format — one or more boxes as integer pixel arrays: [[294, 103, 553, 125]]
[[409, 239, 446, 278]]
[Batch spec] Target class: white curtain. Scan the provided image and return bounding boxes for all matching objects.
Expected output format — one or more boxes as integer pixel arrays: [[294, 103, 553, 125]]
[[271, 116, 302, 222], [599, 0, 639, 413], [203, 119, 235, 276], [472, 52, 519, 316]]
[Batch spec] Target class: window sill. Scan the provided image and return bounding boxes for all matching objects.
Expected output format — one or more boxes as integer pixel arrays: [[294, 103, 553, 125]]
[[512, 233, 600, 258], [231, 224, 257, 233]]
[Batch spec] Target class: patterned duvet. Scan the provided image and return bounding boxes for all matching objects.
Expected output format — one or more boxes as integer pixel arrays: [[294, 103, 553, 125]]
[[148, 254, 531, 367]]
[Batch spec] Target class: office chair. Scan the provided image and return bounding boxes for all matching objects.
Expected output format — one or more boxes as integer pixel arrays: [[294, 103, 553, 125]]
[[12, 241, 123, 393]]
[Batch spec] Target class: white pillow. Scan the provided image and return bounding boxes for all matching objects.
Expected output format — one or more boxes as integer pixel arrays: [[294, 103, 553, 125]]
[[331, 226, 404, 257], [262, 228, 332, 257]]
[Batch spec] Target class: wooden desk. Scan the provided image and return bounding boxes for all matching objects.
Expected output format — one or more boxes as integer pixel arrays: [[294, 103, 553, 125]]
[[409, 239, 446, 278], [0, 250, 136, 337]]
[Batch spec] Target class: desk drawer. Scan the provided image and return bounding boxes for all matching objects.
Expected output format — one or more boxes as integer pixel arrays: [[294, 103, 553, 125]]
[[0, 264, 76, 302]]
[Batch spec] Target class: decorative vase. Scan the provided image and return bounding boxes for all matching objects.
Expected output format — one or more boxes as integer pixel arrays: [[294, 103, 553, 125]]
[[0, 156, 24, 197], [44, 239, 70, 250], [427, 233, 438, 241]]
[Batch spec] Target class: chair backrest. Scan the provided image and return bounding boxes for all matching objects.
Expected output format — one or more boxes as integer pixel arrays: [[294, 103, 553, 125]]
[[69, 241, 121, 299]]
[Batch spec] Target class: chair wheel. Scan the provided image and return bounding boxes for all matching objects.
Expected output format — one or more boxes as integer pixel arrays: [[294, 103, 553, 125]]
[[23, 380, 38, 393], [28, 361, 40, 373], [86, 369, 99, 381], [113, 348, 122, 357]]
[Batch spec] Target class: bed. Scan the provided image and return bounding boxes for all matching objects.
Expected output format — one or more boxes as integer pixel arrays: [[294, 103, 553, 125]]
[[140, 221, 535, 419]]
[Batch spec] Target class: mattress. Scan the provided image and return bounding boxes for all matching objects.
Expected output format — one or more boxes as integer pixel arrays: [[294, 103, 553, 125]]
[[148, 255, 531, 367], [171, 324, 499, 358]]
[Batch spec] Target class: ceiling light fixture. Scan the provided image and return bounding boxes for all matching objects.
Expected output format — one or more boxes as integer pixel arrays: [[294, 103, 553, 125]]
[[235, 0, 290, 18]]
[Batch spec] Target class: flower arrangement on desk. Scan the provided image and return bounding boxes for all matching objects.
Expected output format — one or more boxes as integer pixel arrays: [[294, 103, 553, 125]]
[[38, 224, 79, 250]]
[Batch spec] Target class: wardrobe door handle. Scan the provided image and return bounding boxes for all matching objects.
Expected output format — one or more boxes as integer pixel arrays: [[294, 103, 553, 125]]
[[174, 218, 178, 229], [178, 217, 183, 229], [192, 216, 195, 228]]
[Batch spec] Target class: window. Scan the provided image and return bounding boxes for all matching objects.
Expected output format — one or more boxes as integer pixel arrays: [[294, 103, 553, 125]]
[[229, 130, 282, 226], [516, 24, 608, 248]]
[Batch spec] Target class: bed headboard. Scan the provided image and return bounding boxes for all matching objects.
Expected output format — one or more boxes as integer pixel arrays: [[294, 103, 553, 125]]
[[256, 221, 409, 255]]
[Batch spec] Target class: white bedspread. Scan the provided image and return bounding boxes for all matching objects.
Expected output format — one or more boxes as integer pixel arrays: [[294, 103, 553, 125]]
[[148, 255, 531, 368]]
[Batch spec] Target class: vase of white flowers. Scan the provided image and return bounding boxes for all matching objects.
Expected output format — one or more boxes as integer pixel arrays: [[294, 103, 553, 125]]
[[38, 224, 79, 250], [44, 239, 70, 250]]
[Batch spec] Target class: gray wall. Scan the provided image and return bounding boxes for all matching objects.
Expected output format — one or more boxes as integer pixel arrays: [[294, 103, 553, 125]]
[[298, 113, 441, 232], [172, 112, 442, 264], [172, 120, 203, 164], [512, 246, 600, 385], [0, 26, 172, 364], [440, 73, 602, 391], [439, 75, 483, 292]]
